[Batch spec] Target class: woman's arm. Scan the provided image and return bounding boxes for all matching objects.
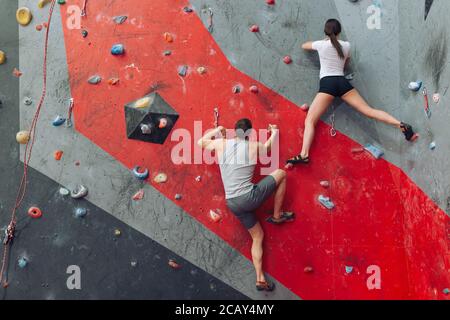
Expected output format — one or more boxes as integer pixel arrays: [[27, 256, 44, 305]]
[[302, 41, 314, 51]]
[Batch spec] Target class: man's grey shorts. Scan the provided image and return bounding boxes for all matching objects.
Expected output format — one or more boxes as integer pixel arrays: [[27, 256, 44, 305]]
[[226, 176, 277, 229]]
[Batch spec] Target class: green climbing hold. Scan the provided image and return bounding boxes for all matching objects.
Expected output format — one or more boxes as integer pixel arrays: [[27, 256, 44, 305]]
[[58, 0, 66, 4]]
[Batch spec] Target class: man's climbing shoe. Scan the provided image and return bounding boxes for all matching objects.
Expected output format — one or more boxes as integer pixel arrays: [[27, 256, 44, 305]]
[[400, 122, 418, 142], [256, 280, 275, 292], [286, 155, 310, 165], [266, 212, 295, 225]]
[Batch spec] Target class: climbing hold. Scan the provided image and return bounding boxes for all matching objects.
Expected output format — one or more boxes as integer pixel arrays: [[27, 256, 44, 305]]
[[232, 85, 242, 94], [13, 68, 22, 77], [108, 78, 120, 86], [197, 66, 207, 74], [158, 118, 168, 129], [38, 0, 52, 9], [429, 141, 436, 150], [16, 7, 33, 26], [195, 176, 202, 182], [283, 56, 293, 64], [74, 160, 81, 166], [111, 44, 125, 56], [114, 229, 122, 237], [266, 0, 275, 4], [132, 189, 144, 201], [23, 97, 33, 106], [74, 207, 87, 218], [432, 93, 440, 104], [304, 266, 314, 273], [133, 97, 151, 109], [16, 131, 30, 144], [178, 65, 188, 77], [249, 25, 259, 33], [351, 147, 365, 154], [54, 150, 63, 161], [320, 181, 330, 188], [59, 187, 70, 196], [81, 29, 88, 38], [168, 259, 181, 269], [175, 194, 182, 200], [52, 115, 66, 127], [88, 75, 101, 84], [71, 185, 88, 199], [300, 103, 309, 111], [284, 163, 293, 170], [140, 123, 154, 135], [154, 173, 168, 184], [408, 81, 422, 92], [43, 22, 48, 29], [0, 50, 6, 65], [249, 85, 259, 93], [130, 260, 138, 267], [113, 15, 127, 24], [36, 24, 43, 31], [58, 0, 66, 4], [163, 32, 174, 43], [209, 210, 222, 223], [183, 7, 193, 13], [443, 288, 450, 295], [364, 144, 384, 159], [28, 207, 42, 219], [345, 73, 355, 81], [132, 166, 149, 180], [18, 257, 28, 269], [163, 50, 172, 56], [345, 266, 354, 274], [318, 195, 335, 210]]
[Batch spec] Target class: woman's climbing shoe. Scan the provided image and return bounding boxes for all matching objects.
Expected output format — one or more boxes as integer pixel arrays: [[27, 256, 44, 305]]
[[400, 122, 418, 142], [256, 280, 275, 292], [286, 154, 310, 165]]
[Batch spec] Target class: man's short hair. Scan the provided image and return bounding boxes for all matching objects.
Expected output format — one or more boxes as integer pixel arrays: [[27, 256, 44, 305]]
[[235, 118, 253, 139]]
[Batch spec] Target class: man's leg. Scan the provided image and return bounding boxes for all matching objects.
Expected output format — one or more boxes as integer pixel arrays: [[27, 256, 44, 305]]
[[248, 222, 265, 283], [270, 169, 287, 220]]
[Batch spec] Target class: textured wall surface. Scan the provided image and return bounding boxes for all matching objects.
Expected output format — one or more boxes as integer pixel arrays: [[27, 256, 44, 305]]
[[0, 0, 448, 300]]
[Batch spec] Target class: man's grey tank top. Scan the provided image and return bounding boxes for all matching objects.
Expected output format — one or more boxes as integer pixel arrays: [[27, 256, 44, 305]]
[[219, 139, 256, 200]]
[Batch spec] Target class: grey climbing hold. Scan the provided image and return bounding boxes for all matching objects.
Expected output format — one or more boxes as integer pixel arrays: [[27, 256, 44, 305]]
[[74, 207, 87, 218], [318, 195, 335, 210], [183, 7, 193, 13], [408, 81, 422, 92], [71, 185, 88, 199], [364, 144, 384, 159], [52, 115, 66, 127], [113, 15, 127, 24], [175, 194, 182, 200], [345, 266, 354, 274], [23, 97, 33, 106], [131, 260, 138, 267], [59, 187, 70, 196], [232, 85, 241, 94], [81, 29, 88, 38], [178, 65, 188, 77], [429, 141, 436, 150], [88, 75, 101, 84], [345, 73, 354, 81], [163, 50, 172, 56], [18, 257, 28, 269], [132, 166, 149, 180]]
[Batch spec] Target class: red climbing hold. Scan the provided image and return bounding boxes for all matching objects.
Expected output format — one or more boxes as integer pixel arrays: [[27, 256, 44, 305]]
[[266, 0, 275, 5], [168, 259, 181, 269], [304, 266, 314, 273], [283, 55, 292, 64], [249, 85, 259, 93], [54, 150, 63, 161], [36, 24, 43, 31], [28, 207, 42, 219], [13, 68, 22, 77], [132, 189, 144, 201], [209, 210, 222, 223], [300, 103, 309, 111], [249, 25, 259, 33]]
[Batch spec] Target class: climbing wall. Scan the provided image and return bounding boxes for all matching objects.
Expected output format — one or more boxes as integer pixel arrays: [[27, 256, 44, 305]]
[[0, 0, 448, 299]]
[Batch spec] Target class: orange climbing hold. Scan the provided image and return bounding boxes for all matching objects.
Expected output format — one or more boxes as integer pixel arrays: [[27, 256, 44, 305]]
[[163, 32, 174, 43], [54, 150, 63, 160], [0, 50, 5, 65], [13, 68, 22, 77], [209, 210, 222, 223], [108, 78, 120, 85]]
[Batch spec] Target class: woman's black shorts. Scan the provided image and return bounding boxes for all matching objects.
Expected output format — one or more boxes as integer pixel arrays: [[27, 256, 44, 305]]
[[319, 76, 354, 97]]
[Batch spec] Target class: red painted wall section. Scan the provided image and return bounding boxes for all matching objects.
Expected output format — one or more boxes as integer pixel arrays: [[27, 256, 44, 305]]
[[60, 0, 449, 299]]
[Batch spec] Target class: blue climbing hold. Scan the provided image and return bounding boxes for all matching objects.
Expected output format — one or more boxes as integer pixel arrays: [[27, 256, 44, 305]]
[[408, 81, 422, 92], [318, 195, 335, 210], [443, 288, 450, 295], [18, 257, 28, 269], [364, 144, 384, 159], [75, 207, 87, 218], [133, 166, 149, 180], [178, 65, 188, 77], [113, 15, 127, 24], [345, 266, 354, 274], [111, 44, 125, 55], [52, 115, 66, 126], [88, 75, 101, 84]]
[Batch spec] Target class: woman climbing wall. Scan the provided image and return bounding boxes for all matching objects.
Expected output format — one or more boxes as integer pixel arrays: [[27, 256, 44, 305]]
[[287, 19, 417, 165]]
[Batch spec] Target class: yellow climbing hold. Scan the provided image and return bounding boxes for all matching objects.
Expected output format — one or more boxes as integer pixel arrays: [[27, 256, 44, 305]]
[[16, 7, 33, 26], [16, 131, 30, 144], [38, 0, 52, 8], [0, 50, 5, 65], [154, 173, 168, 184], [134, 97, 150, 109]]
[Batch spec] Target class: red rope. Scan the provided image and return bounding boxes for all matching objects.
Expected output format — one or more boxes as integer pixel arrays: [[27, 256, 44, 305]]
[[0, 0, 57, 288]]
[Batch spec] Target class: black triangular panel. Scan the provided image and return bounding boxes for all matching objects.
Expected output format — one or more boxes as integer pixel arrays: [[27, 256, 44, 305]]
[[425, 0, 434, 20]]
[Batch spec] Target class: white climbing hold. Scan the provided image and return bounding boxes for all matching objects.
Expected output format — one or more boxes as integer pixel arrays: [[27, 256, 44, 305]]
[[59, 187, 70, 196], [154, 173, 168, 184]]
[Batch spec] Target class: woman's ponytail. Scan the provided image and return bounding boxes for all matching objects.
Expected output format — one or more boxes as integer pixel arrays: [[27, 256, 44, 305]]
[[324, 19, 345, 59]]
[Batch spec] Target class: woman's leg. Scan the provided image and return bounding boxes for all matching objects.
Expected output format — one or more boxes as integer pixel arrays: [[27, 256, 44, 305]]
[[341, 89, 401, 128], [300, 93, 335, 158]]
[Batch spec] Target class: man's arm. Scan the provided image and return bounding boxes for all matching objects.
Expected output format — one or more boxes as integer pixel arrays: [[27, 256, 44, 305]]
[[197, 126, 225, 151], [259, 124, 278, 153], [302, 41, 314, 51]]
